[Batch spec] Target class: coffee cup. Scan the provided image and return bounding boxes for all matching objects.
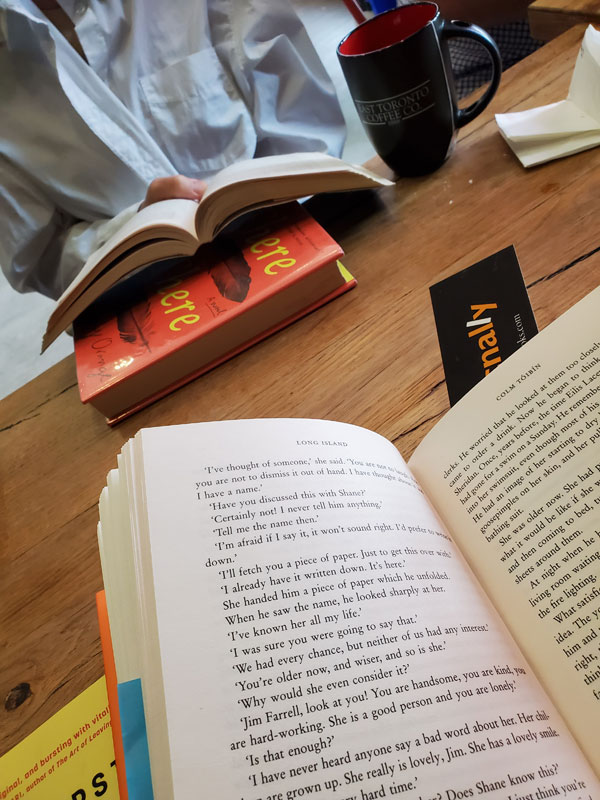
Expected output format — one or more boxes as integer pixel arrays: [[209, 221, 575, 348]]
[[337, 2, 501, 176]]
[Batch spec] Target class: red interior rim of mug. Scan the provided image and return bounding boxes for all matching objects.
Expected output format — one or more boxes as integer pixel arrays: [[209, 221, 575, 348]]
[[338, 3, 438, 56]]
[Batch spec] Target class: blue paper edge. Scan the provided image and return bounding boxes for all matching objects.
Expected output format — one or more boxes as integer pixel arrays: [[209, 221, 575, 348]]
[[117, 678, 154, 800]]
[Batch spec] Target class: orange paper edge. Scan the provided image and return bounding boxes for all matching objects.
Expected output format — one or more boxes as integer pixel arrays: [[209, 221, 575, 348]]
[[96, 590, 129, 800]]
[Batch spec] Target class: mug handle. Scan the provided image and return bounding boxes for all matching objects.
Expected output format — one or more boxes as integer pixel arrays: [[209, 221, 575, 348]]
[[442, 20, 502, 128]]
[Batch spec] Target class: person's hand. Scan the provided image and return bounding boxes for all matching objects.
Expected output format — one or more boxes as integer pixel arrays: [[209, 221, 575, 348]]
[[139, 175, 207, 210]]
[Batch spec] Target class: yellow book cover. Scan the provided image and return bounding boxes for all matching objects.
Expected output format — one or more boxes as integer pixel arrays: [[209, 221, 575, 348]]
[[0, 677, 118, 800]]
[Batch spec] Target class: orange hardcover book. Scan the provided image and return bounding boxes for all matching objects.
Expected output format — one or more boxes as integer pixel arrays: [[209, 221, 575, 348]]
[[43, 152, 390, 351], [73, 204, 355, 424]]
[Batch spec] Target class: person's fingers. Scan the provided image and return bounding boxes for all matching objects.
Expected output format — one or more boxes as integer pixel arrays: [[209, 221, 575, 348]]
[[139, 175, 207, 209]]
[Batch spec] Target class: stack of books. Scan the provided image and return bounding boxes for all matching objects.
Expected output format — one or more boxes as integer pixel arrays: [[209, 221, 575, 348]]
[[72, 203, 355, 423]]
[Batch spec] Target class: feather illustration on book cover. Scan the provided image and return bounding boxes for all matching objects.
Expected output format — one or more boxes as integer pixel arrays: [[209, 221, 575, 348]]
[[117, 300, 154, 350], [208, 239, 252, 303], [73, 203, 352, 422], [109, 241, 253, 357]]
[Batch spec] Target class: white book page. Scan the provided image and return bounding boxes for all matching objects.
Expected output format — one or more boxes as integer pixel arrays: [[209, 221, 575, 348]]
[[201, 152, 390, 200], [196, 153, 392, 240], [410, 287, 600, 774], [59, 198, 198, 301], [44, 199, 199, 346], [43, 154, 391, 350], [133, 418, 598, 800]]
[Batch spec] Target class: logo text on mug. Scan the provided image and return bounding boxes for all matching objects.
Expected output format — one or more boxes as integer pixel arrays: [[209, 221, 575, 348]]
[[354, 81, 434, 125]]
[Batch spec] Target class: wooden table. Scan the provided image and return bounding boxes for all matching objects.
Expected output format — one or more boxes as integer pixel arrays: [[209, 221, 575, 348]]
[[1, 25, 598, 757], [529, 0, 600, 39]]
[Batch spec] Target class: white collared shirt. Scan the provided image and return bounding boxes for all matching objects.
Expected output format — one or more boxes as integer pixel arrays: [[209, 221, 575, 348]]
[[0, 0, 345, 298]]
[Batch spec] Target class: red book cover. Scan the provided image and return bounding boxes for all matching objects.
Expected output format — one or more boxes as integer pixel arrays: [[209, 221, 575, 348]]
[[73, 203, 354, 423]]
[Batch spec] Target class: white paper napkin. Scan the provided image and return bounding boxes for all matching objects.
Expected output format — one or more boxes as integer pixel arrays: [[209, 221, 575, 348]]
[[495, 25, 600, 167]]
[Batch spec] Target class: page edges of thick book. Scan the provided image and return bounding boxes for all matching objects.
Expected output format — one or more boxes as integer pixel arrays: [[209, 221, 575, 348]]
[[42, 201, 200, 351], [106, 418, 599, 796], [123, 433, 176, 800]]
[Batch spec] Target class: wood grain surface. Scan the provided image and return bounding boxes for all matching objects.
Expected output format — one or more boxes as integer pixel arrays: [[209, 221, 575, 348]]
[[529, 0, 600, 40], [1, 25, 598, 756]]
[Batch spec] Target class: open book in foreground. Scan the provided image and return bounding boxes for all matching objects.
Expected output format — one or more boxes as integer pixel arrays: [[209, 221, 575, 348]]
[[42, 152, 392, 352], [97, 287, 600, 799]]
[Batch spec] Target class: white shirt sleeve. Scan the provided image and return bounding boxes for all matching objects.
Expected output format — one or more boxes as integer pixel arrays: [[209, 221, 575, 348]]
[[0, 0, 346, 300], [0, 156, 138, 300]]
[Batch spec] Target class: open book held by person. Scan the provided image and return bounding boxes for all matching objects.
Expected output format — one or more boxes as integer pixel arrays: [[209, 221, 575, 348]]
[[97, 287, 600, 799], [73, 203, 355, 425], [41, 152, 393, 352]]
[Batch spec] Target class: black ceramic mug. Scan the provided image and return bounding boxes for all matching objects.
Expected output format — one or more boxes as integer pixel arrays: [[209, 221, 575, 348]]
[[337, 3, 501, 176]]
